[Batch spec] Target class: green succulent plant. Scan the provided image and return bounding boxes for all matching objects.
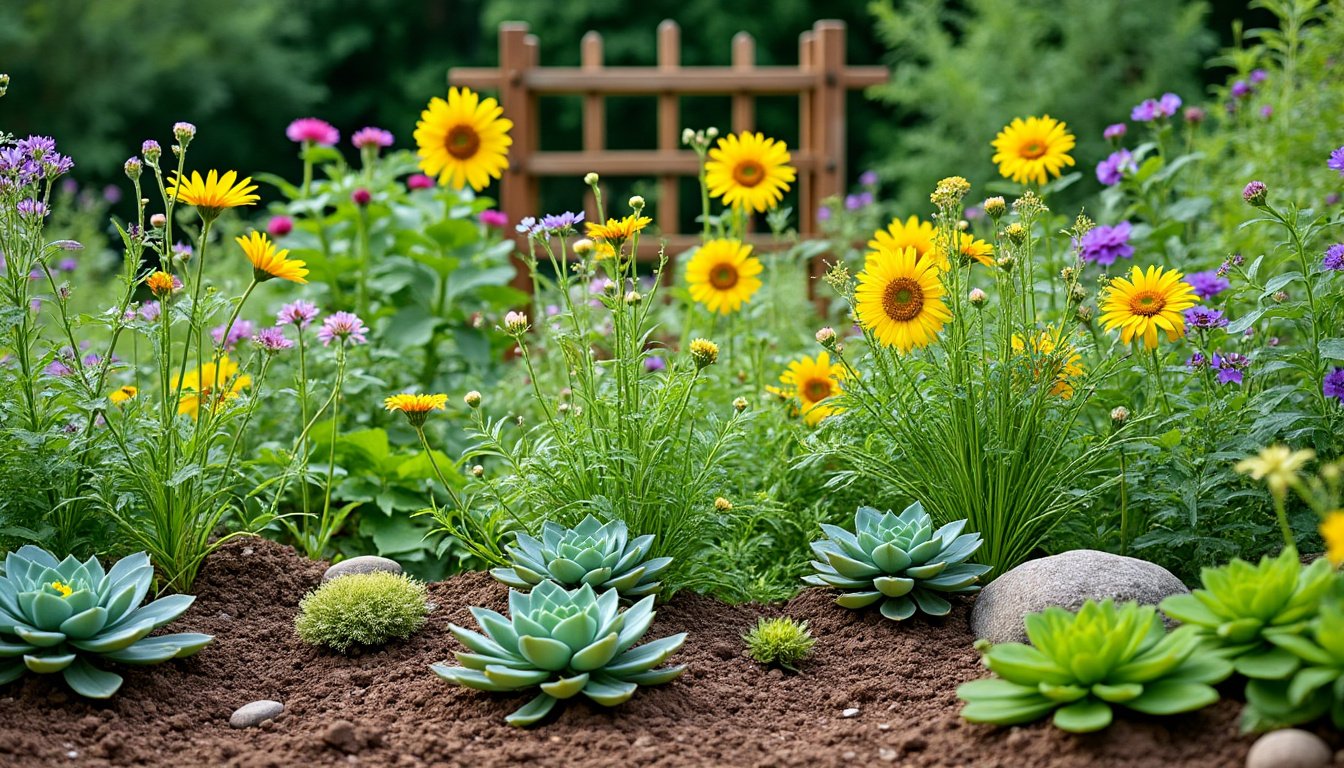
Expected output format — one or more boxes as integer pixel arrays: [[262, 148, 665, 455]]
[[0, 546, 212, 698], [491, 515, 671, 599], [1159, 548, 1334, 678], [743, 616, 815, 672], [958, 599, 1233, 733], [1242, 597, 1344, 731], [802, 502, 990, 620], [432, 579, 686, 726]]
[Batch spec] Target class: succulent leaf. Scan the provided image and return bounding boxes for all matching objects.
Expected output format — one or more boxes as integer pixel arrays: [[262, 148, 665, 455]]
[[492, 516, 668, 598]]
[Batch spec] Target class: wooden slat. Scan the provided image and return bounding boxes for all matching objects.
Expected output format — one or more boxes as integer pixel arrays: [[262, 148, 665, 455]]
[[525, 150, 822, 176], [449, 66, 887, 94], [657, 21, 680, 234], [499, 23, 535, 292], [581, 31, 604, 225], [730, 33, 755, 133]]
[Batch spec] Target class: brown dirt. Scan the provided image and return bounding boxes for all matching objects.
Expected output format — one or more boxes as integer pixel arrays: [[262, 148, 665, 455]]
[[0, 537, 1330, 767]]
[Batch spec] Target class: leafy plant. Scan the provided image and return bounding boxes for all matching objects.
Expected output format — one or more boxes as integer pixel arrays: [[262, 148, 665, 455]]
[[431, 580, 686, 727], [958, 599, 1233, 732], [1243, 593, 1344, 731], [802, 501, 989, 620], [490, 515, 672, 599], [742, 616, 815, 671], [294, 570, 429, 653], [0, 547, 212, 698], [1159, 548, 1334, 678]]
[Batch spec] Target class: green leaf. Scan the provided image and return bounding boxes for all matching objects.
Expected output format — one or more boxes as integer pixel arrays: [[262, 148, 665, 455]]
[[1052, 698, 1113, 732], [505, 692, 558, 727], [1125, 681, 1219, 715], [1320, 338, 1344, 361], [61, 657, 123, 699]]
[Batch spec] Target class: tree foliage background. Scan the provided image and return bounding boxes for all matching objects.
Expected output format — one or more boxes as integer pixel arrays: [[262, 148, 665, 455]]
[[1, 0, 1255, 211]]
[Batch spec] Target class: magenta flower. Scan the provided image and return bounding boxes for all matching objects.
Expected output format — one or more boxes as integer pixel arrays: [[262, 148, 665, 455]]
[[480, 209, 509, 229], [318, 312, 368, 346], [253, 326, 294, 353], [138, 301, 161, 322], [406, 174, 435, 190], [286, 118, 340, 147], [351, 127, 394, 150], [351, 188, 371, 206], [212, 319, 256, 351], [276, 299, 320, 329], [267, 215, 294, 237], [1103, 123, 1127, 140]]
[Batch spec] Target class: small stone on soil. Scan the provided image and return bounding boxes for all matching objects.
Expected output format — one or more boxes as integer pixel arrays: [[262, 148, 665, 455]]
[[229, 700, 284, 729], [1246, 729, 1331, 768], [322, 555, 402, 583], [842, 707, 860, 718], [324, 719, 362, 753]]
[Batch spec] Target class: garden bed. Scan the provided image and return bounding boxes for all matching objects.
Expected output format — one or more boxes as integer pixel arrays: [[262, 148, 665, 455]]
[[0, 538, 1316, 768]]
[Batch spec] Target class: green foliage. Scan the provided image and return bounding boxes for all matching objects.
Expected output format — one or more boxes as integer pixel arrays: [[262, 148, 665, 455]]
[[958, 599, 1233, 732], [742, 616, 815, 671], [432, 580, 686, 727], [491, 515, 672, 599], [294, 571, 429, 653], [1243, 591, 1344, 731], [868, 0, 1212, 212], [803, 501, 989, 620], [1159, 548, 1334, 677], [0, 547, 212, 698]]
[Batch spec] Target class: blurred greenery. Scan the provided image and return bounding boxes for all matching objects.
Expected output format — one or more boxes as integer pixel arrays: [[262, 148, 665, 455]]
[[2, 0, 1256, 216]]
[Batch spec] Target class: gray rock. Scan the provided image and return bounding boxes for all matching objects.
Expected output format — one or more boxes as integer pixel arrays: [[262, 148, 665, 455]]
[[229, 700, 284, 729], [970, 549, 1188, 644], [841, 707, 859, 718], [1246, 729, 1331, 768], [321, 555, 402, 583]]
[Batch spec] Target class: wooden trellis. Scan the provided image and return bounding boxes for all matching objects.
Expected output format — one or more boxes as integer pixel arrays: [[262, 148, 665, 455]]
[[449, 19, 885, 283]]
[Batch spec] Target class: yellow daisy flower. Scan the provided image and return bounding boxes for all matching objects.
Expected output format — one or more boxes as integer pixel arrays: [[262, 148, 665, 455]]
[[109, 385, 138, 405], [991, 116, 1076, 186], [767, 352, 846, 426], [869, 216, 940, 268], [704, 131, 796, 213], [385, 392, 449, 428], [1011, 328, 1085, 399], [586, 215, 651, 247], [854, 245, 952, 353], [934, 231, 995, 268], [165, 170, 260, 218], [236, 231, 308, 284], [1236, 445, 1315, 497], [1320, 511, 1344, 566], [685, 239, 763, 315], [172, 356, 251, 419], [414, 87, 513, 191], [1098, 265, 1199, 349]]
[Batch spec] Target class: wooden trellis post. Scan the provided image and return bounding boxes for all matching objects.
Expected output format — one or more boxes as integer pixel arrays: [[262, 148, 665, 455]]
[[450, 19, 886, 289]]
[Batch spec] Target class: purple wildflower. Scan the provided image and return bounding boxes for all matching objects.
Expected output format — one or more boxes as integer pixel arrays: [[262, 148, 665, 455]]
[[1076, 221, 1134, 266], [1158, 93, 1182, 116], [138, 301, 161, 322], [1184, 306, 1228, 330], [253, 326, 294, 353], [212, 319, 256, 351], [1250, 68, 1268, 84], [1212, 353, 1250, 385], [1324, 368, 1344, 402], [141, 140, 162, 162], [816, 206, 832, 222], [644, 355, 666, 373], [317, 312, 368, 346], [515, 216, 539, 236], [44, 358, 74, 377], [1324, 243, 1344, 271], [286, 118, 339, 146], [539, 211, 584, 234], [1103, 123, 1127, 140], [1231, 80, 1251, 99], [16, 198, 48, 219], [1096, 149, 1136, 186], [1131, 99, 1160, 122], [859, 170, 879, 187], [1259, 105, 1273, 119], [351, 127, 394, 150], [103, 185, 122, 204], [172, 242, 193, 260], [1329, 146, 1344, 177], [1187, 270, 1230, 300], [844, 192, 873, 210], [276, 299, 320, 329], [1186, 351, 1208, 370], [1184, 107, 1207, 124], [1243, 181, 1267, 206], [57, 257, 78, 272]]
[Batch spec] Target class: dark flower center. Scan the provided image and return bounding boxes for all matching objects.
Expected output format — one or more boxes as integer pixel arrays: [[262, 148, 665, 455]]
[[446, 125, 481, 160], [1021, 141, 1047, 159], [882, 277, 925, 322], [732, 160, 766, 188], [709, 264, 739, 289], [802, 377, 832, 402], [1129, 290, 1165, 317]]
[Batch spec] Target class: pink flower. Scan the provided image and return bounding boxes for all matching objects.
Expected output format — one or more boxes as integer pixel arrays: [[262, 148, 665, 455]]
[[276, 300, 320, 329], [351, 188, 371, 206], [480, 210, 508, 229], [406, 174, 435, 190], [267, 215, 294, 237], [317, 312, 368, 346], [253, 326, 294, 353], [351, 127, 394, 150], [212, 319, 256, 351], [286, 118, 339, 147]]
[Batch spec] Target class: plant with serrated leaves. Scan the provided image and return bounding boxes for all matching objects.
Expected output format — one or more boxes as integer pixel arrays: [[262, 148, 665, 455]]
[[958, 599, 1233, 732], [431, 580, 686, 726], [0, 546, 212, 698], [1159, 548, 1334, 679], [491, 515, 671, 599], [743, 616, 815, 672], [1242, 593, 1344, 731], [802, 502, 989, 620]]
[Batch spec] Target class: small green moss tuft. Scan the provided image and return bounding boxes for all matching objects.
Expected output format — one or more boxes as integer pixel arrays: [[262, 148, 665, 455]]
[[295, 571, 429, 653], [743, 616, 815, 671]]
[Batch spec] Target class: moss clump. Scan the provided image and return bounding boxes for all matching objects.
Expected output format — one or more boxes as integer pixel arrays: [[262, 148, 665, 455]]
[[295, 571, 429, 653], [743, 616, 815, 671]]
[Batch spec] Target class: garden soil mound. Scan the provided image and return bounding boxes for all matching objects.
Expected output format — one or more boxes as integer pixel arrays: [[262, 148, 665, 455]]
[[0, 538, 1329, 767]]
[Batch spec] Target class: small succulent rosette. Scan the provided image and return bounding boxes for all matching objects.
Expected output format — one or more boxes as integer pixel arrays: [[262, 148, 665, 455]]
[[491, 515, 671, 599]]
